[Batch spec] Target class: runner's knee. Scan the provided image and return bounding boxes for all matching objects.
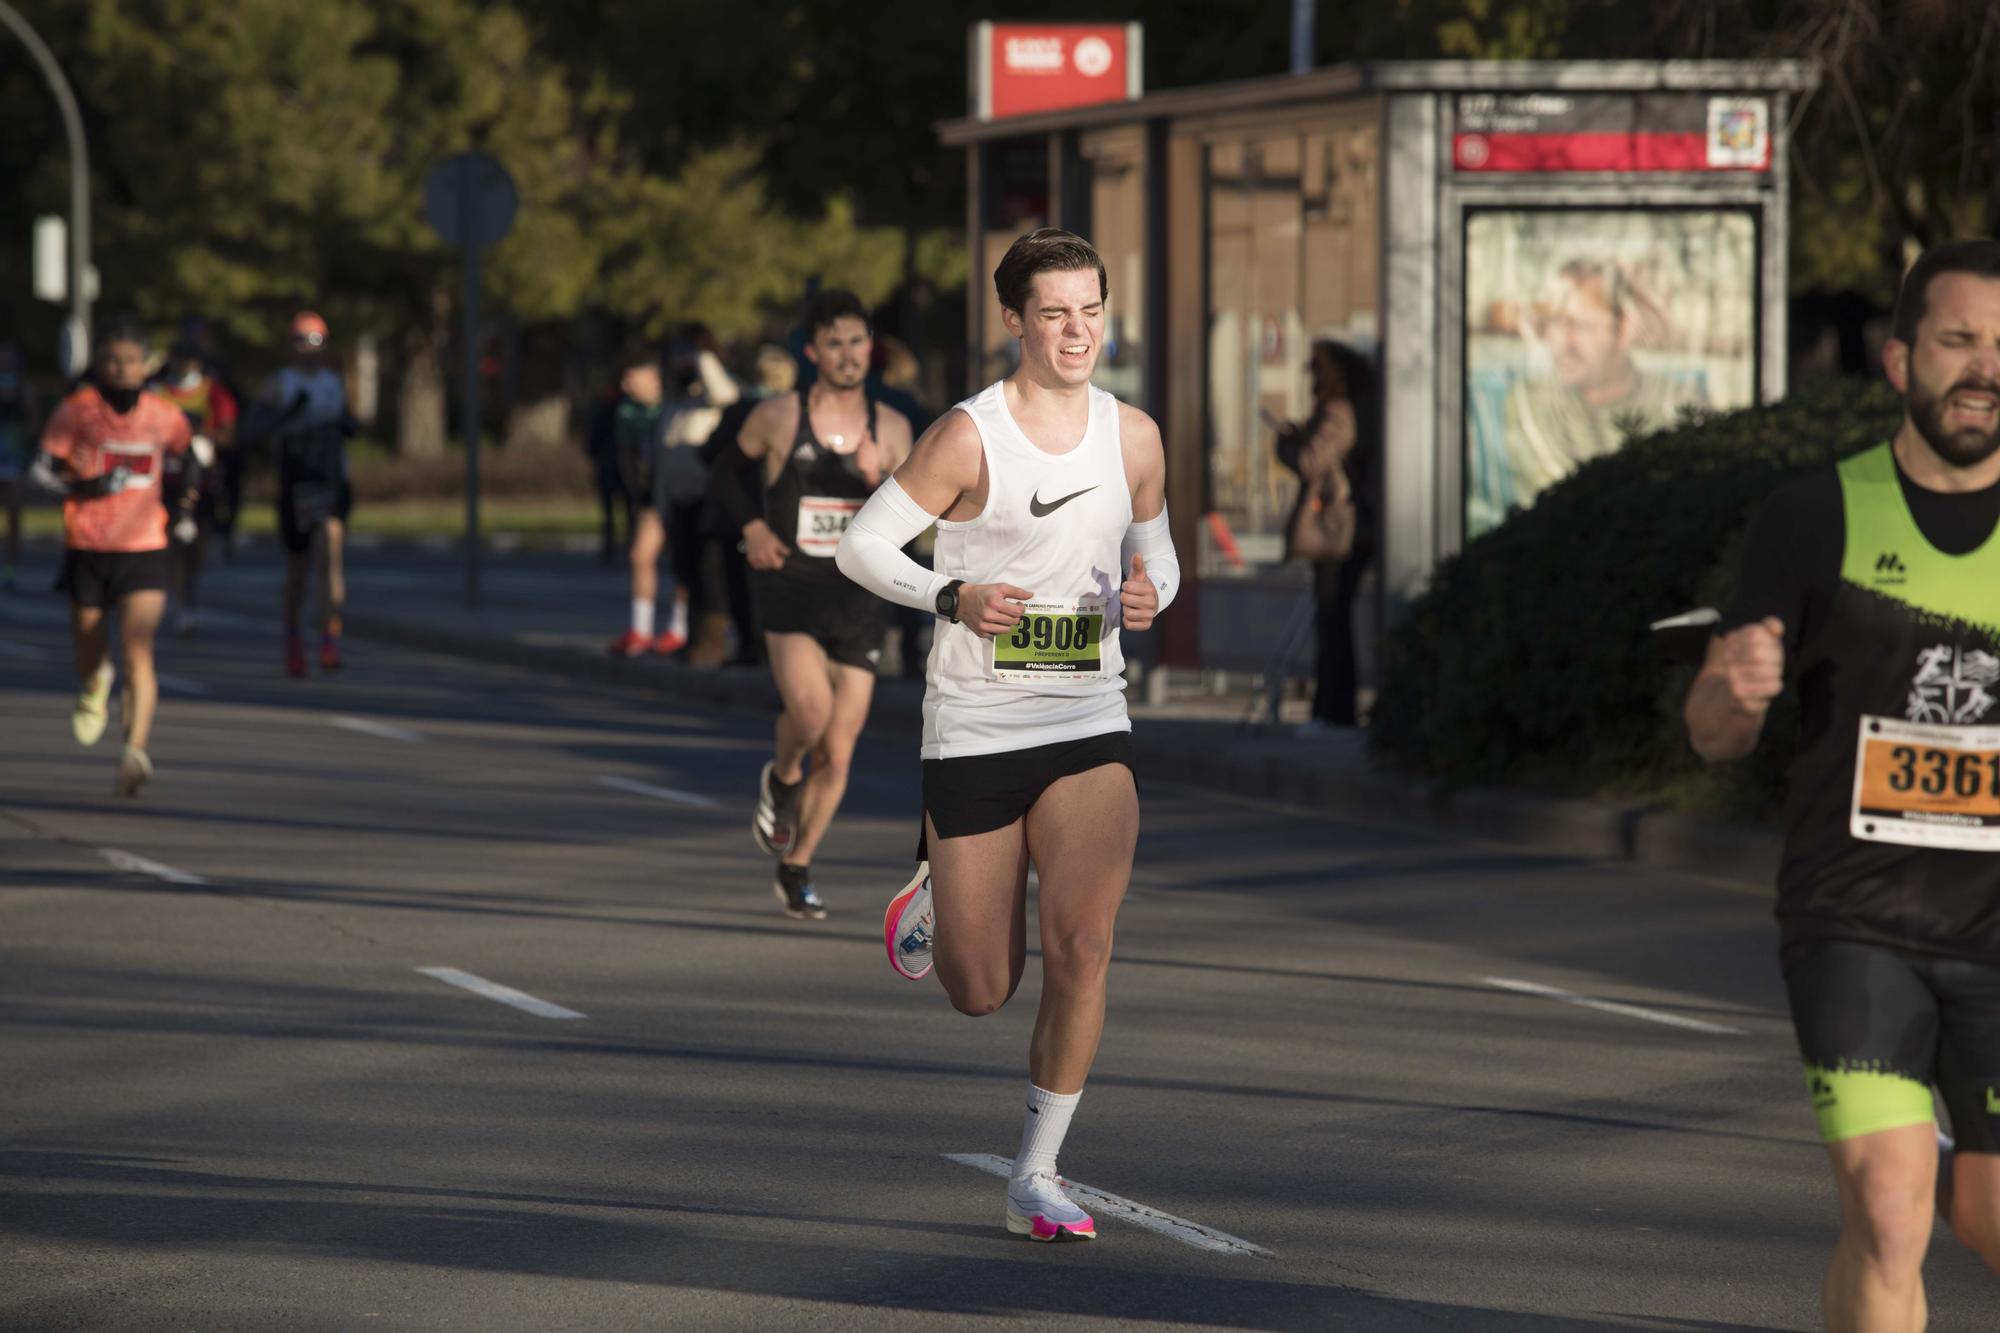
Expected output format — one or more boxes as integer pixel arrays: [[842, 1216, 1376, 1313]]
[[1040, 923, 1113, 991], [1842, 1171, 1935, 1277], [937, 955, 1020, 1017]]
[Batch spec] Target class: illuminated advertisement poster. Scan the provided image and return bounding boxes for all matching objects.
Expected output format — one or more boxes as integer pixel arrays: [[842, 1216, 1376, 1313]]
[[1463, 209, 1757, 539]]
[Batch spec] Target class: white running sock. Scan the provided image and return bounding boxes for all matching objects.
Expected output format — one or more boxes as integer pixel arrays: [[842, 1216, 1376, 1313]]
[[1012, 1084, 1081, 1181], [631, 598, 655, 637], [666, 596, 689, 639]]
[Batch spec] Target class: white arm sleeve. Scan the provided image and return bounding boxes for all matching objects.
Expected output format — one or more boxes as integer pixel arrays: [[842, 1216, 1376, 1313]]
[[1121, 507, 1180, 614], [836, 476, 952, 614]]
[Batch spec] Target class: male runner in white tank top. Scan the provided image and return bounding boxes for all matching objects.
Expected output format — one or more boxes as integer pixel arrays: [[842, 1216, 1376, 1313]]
[[836, 229, 1180, 1241]]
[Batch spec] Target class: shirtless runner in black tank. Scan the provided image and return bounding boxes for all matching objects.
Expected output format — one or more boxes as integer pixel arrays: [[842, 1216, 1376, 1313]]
[[720, 290, 914, 918]]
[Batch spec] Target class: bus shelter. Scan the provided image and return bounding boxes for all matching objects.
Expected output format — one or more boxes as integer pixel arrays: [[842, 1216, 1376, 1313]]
[[938, 59, 1817, 681]]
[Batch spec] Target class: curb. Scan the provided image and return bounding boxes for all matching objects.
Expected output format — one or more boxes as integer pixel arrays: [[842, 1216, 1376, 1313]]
[[332, 606, 1782, 890]]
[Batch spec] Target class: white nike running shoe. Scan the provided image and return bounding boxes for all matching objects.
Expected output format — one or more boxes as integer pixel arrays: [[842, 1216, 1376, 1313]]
[[884, 862, 933, 981], [1006, 1169, 1095, 1241]]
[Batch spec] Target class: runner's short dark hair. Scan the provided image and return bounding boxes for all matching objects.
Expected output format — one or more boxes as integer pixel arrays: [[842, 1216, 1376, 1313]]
[[994, 228, 1107, 316], [805, 289, 870, 338], [1893, 239, 2000, 344]]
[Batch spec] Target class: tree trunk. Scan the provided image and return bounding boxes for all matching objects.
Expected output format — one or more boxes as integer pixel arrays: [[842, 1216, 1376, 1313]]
[[501, 322, 574, 454], [397, 289, 449, 461]]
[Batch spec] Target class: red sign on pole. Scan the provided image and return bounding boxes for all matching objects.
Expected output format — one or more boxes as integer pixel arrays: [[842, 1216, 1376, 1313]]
[[973, 22, 1142, 121]]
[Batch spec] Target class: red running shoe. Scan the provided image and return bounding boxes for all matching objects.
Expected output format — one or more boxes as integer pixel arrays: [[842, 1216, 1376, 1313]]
[[651, 630, 687, 655], [284, 636, 307, 678], [608, 629, 649, 657], [319, 633, 343, 670]]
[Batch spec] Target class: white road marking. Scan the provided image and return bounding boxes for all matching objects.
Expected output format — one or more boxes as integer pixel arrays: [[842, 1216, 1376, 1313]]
[[331, 716, 425, 744], [593, 774, 722, 810], [1480, 976, 1744, 1036], [100, 848, 207, 886], [416, 967, 586, 1020], [943, 1153, 1272, 1257], [157, 673, 209, 696]]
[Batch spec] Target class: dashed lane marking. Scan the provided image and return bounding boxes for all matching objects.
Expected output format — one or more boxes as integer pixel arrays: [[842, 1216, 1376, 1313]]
[[593, 774, 722, 810], [331, 716, 425, 744], [416, 967, 586, 1020], [100, 848, 207, 886], [944, 1153, 1273, 1257], [1480, 975, 1744, 1036]]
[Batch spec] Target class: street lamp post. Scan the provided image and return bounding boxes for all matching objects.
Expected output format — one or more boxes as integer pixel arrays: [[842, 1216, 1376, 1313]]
[[0, 1, 91, 374]]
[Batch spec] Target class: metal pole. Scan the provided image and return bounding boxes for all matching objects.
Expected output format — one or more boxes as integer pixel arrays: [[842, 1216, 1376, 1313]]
[[463, 246, 482, 609], [1290, 0, 1314, 76], [0, 1, 91, 372]]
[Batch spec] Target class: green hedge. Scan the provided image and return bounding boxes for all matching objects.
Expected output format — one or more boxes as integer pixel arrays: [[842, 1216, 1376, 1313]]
[[1369, 380, 1903, 816]]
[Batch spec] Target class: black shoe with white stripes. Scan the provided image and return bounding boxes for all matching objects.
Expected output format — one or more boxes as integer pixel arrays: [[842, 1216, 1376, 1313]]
[[753, 761, 801, 858]]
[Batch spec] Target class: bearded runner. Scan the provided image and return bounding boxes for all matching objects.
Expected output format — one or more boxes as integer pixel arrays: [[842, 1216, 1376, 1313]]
[[1686, 239, 2000, 1333]]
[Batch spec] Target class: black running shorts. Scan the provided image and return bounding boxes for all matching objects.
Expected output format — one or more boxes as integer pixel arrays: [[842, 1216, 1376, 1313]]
[[753, 570, 887, 671], [1782, 938, 2000, 1151], [277, 472, 353, 554], [56, 547, 170, 609], [920, 730, 1134, 853]]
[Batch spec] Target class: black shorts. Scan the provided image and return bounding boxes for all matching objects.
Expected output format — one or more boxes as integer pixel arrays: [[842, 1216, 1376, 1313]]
[[1782, 938, 2000, 1151], [919, 730, 1134, 854], [753, 569, 886, 671], [55, 547, 171, 609], [277, 475, 353, 554]]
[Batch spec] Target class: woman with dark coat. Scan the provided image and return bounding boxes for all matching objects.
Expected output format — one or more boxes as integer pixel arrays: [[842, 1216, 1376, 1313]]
[[1277, 340, 1377, 728]]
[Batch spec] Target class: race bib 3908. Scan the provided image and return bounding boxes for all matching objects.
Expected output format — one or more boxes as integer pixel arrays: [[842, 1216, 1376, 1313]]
[[989, 597, 1107, 683]]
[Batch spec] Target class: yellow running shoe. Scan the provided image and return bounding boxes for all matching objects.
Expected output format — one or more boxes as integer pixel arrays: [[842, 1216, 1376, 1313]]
[[117, 744, 152, 797], [72, 663, 113, 747]]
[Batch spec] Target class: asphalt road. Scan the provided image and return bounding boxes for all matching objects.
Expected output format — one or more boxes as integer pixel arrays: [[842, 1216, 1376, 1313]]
[[2, 581, 1992, 1331]]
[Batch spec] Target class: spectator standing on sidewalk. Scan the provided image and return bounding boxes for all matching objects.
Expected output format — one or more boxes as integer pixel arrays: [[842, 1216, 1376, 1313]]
[[660, 326, 741, 665], [606, 342, 674, 656], [701, 344, 798, 667], [1277, 339, 1377, 729], [582, 373, 633, 567]]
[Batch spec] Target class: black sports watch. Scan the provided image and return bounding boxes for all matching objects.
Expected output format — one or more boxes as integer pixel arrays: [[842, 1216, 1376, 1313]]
[[935, 579, 966, 624]]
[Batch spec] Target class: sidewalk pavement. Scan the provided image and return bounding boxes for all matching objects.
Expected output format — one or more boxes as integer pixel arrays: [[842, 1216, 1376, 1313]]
[[174, 538, 1780, 892]]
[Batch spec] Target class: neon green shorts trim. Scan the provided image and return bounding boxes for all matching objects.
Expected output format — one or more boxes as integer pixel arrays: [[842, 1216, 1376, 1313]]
[[1804, 1063, 1938, 1144]]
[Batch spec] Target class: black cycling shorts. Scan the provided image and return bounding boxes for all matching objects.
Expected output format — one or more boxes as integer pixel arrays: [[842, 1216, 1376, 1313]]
[[1782, 938, 2000, 1151], [753, 569, 887, 671], [277, 474, 353, 554], [56, 547, 171, 609], [918, 730, 1134, 856]]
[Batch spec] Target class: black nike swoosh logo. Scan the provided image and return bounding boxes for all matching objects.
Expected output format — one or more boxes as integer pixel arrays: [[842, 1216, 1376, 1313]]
[[1029, 485, 1099, 518]]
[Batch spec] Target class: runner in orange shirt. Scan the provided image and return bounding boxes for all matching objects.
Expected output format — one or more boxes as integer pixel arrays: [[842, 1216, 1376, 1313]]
[[31, 319, 197, 795]]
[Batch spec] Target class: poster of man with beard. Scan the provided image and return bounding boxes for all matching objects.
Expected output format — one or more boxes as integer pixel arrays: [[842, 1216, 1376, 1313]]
[[1464, 210, 1757, 539]]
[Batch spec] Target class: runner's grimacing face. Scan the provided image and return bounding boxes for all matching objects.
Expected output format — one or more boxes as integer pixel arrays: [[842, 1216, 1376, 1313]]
[[1013, 269, 1105, 386], [97, 340, 148, 392], [807, 317, 871, 391], [1897, 272, 2000, 468]]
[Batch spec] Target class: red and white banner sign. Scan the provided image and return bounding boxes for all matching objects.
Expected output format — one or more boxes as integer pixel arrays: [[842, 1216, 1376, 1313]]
[[973, 22, 1142, 121], [1452, 93, 1771, 174]]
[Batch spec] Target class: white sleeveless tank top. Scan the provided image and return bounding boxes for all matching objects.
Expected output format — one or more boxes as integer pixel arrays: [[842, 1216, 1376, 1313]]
[[923, 380, 1132, 760]]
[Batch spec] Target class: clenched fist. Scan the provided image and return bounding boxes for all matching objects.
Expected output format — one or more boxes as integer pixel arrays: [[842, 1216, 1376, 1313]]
[[1121, 553, 1159, 632], [1718, 616, 1786, 715]]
